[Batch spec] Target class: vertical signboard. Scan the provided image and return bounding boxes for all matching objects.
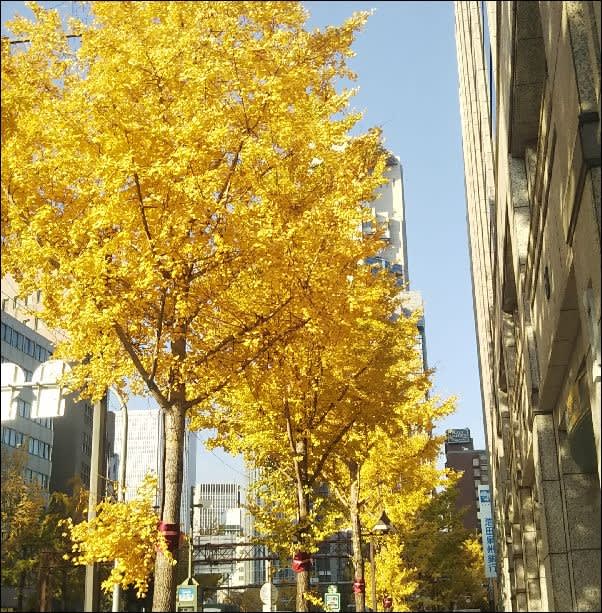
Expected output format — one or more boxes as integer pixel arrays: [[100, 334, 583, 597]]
[[478, 485, 497, 578]]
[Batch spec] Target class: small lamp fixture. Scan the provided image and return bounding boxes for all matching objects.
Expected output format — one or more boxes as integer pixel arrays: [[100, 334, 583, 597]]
[[372, 511, 392, 535]]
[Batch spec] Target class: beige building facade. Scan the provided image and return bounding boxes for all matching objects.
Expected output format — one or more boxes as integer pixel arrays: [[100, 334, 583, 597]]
[[455, 2, 600, 611]]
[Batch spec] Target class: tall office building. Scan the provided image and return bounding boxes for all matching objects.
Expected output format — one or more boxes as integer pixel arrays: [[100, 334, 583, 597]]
[[191, 482, 241, 535], [190, 482, 245, 591], [444, 428, 490, 532], [455, 2, 600, 611], [368, 154, 428, 371], [113, 406, 196, 533]]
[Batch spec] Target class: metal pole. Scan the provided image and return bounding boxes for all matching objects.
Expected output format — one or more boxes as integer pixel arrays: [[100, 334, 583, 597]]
[[112, 391, 128, 612], [188, 528, 193, 579], [85, 395, 107, 612], [189, 486, 194, 580], [370, 535, 377, 613]]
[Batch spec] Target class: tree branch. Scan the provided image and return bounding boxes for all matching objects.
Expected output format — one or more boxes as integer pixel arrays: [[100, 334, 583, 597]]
[[113, 323, 169, 408], [149, 289, 167, 383]]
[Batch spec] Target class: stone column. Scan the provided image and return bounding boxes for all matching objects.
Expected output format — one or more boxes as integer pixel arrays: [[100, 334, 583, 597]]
[[533, 413, 572, 612], [557, 423, 601, 611], [519, 487, 543, 610]]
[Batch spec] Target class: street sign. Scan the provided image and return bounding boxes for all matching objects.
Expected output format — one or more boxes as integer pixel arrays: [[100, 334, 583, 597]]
[[260, 582, 278, 604], [324, 593, 341, 612], [31, 359, 71, 418], [1, 362, 25, 421], [177, 586, 195, 601], [327, 584, 338, 594], [176, 583, 198, 612], [478, 485, 497, 578]]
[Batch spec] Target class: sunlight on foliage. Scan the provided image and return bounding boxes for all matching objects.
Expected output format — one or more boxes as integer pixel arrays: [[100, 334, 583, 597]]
[[62, 474, 174, 598]]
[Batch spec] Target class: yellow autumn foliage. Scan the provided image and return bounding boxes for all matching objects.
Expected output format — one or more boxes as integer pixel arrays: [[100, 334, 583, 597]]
[[3, 2, 387, 608], [62, 474, 174, 599]]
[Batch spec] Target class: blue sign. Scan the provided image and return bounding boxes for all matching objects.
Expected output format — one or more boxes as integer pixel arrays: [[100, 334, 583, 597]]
[[177, 586, 195, 601], [477, 485, 497, 578]]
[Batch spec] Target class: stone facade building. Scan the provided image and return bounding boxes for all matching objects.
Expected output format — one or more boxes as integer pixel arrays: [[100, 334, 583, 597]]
[[454, 2, 600, 611]]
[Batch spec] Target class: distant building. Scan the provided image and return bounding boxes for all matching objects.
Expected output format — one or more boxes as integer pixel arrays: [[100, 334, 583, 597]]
[[113, 406, 196, 532], [190, 483, 246, 593], [444, 428, 490, 532], [367, 154, 428, 371], [455, 2, 600, 611], [191, 482, 241, 535]]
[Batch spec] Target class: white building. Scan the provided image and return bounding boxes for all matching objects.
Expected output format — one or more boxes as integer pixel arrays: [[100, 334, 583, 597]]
[[191, 482, 241, 535], [113, 406, 196, 532], [369, 154, 428, 371]]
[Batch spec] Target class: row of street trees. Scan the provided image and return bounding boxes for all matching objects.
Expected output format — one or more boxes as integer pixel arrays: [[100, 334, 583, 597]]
[[1, 2, 485, 611]]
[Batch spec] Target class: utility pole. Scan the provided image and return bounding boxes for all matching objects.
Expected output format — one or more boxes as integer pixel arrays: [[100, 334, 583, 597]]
[[84, 395, 107, 612], [112, 391, 128, 612]]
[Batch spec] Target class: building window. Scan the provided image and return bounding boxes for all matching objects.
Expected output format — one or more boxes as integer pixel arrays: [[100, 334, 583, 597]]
[[1, 427, 24, 448], [82, 432, 92, 457], [25, 468, 49, 490], [1, 322, 53, 363]]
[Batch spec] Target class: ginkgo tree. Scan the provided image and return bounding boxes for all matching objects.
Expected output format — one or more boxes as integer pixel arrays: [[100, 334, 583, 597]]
[[62, 474, 173, 600], [1, 2, 388, 609], [324, 391, 454, 612], [194, 264, 433, 611], [366, 481, 489, 612]]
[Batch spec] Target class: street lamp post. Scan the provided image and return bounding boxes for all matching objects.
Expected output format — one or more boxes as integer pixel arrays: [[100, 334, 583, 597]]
[[188, 493, 205, 611], [112, 390, 128, 613], [369, 535, 377, 613], [368, 512, 392, 613]]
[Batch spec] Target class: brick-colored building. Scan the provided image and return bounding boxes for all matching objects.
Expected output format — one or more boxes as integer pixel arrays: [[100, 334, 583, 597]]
[[444, 428, 489, 532]]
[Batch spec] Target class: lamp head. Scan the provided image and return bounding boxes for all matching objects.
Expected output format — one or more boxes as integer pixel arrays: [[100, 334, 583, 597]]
[[372, 511, 392, 534]]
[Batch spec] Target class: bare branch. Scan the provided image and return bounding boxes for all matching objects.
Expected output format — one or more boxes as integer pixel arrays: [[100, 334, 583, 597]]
[[113, 323, 169, 408]]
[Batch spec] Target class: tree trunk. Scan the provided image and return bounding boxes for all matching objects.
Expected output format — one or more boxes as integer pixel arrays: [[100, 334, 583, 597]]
[[17, 569, 26, 612], [296, 568, 311, 613], [349, 461, 366, 613], [293, 438, 310, 612], [38, 551, 49, 611], [151, 402, 186, 611]]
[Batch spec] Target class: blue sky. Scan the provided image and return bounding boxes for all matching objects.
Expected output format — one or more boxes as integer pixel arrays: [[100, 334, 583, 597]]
[[1, 1, 486, 484]]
